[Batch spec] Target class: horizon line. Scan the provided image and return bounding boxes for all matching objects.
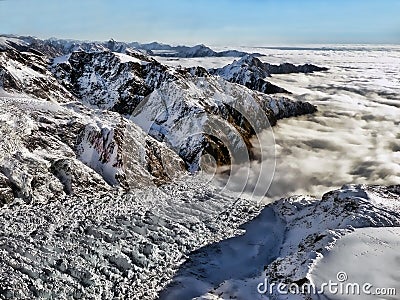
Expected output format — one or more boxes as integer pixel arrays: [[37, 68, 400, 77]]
[[2, 33, 400, 48]]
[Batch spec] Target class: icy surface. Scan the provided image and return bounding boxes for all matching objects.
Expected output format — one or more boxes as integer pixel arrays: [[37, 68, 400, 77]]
[[113, 52, 148, 65], [0, 94, 185, 199]]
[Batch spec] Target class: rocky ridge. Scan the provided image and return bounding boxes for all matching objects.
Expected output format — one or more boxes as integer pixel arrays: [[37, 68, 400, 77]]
[[210, 54, 328, 94]]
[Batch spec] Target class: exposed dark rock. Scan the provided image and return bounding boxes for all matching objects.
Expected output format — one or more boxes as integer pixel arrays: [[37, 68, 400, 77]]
[[210, 55, 290, 94], [51, 50, 174, 115], [265, 62, 329, 74], [1, 35, 260, 59], [151, 43, 261, 58]]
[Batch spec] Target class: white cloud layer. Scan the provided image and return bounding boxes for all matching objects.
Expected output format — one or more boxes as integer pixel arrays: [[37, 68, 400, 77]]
[[262, 45, 400, 199]]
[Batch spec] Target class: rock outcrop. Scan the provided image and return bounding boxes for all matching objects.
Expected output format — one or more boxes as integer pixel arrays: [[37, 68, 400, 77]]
[[0, 35, 260, 59], [0, 173, 13, 204], [132, 70, 316, 170], [51, 50, 173, 114], [265, 62, 329, 74]]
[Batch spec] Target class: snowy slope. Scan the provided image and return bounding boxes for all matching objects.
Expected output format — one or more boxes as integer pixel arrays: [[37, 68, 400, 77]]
[[2, 35, 389, 300], [0, 36, 29, 50], [0, 35, 318, 189], [0, 35, 259, 59], [0, 175, 263, 299], [210, 55, 289, 94], [50, 49, 171, 113], [47, 43, 316, 172], [311, 227, 400, 300], [161, 184, 400, 300]]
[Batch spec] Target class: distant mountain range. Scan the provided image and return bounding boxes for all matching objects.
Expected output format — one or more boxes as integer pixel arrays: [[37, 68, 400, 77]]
[[0, 34, 260, 58]]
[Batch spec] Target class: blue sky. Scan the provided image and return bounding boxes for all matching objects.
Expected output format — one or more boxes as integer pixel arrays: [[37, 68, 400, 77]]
[[0, 0, 399, 45]]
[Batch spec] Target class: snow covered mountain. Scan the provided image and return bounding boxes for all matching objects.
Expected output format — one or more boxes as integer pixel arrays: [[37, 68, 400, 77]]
[[148, 43, 259, 58], [1, 176, 399, 299], [51, 49, 172, 114], [130, 68, 317, 171], [0, 42, 75, 102], [210, 55, 328, 94], [0, 35, 259, 58], [45, 39, 257, 58], [1, 35, 317, 175]]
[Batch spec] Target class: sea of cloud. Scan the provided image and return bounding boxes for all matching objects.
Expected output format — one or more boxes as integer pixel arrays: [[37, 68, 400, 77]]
[[261, 45, 400, 199]]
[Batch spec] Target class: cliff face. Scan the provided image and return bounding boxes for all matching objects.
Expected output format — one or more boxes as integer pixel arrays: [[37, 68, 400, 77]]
[[51, 50, 173, 115], [0, 36, 189, 201], [210, 55, 289, 94], [131, 72, 316, 170]]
